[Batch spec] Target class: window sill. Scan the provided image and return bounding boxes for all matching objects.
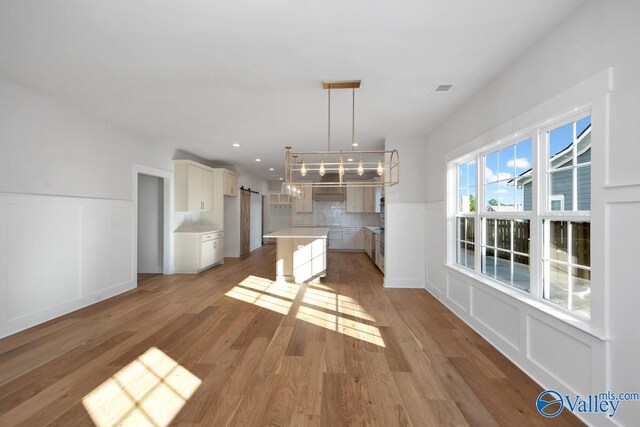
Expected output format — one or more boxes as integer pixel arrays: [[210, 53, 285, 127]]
[[444, 263, 608, 341]]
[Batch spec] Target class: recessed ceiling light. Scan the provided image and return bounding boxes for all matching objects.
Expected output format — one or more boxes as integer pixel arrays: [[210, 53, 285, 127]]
[[347, 158, 354, 162], [255, 158, 261, 162], [269, 168, 275, 171], [279, 177, 283, 180], [232, 143, 240, 147], [352, 142, 359, 147]]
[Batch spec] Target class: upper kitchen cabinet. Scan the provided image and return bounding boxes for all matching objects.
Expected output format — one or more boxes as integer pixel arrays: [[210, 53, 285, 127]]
[[363, 186, 381, 213], [346, 185, 364, 212], [294, 186, 313, 213], [346, 182, 380, 213], [174, 160, 214, 212], [223, 169, 239, 196]]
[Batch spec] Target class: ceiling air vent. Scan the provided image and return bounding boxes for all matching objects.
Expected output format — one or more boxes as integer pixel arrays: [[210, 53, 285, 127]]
[[434, 84, 453, 92]]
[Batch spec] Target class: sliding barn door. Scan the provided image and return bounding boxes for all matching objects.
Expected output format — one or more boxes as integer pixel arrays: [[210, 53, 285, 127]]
[[240, 189, 251, 256]]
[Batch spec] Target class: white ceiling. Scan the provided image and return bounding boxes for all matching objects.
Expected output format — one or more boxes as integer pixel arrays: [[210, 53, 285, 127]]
[[0, 0, 583, 180]]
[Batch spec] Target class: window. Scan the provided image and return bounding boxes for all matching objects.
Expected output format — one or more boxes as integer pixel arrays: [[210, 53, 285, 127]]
[[452, 110, 591, 318], [482, 219, 531, 292], [542, 115, 591, 317], [455, 161, 476, 269]]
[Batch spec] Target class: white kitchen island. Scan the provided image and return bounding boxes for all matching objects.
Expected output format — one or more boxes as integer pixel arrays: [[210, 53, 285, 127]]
[[263, 227, 329, 283]]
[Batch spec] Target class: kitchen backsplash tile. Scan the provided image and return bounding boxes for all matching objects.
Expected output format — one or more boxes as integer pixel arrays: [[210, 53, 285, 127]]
[[294, 201, 380, 227]]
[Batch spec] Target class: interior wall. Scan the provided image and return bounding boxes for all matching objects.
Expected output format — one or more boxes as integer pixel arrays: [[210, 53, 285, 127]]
[[0, 78, 173, 339], [383, 136, 428, 288], [137, 174, 163, 273], [419, 1, 640, 425], [223, 166, 268, 256], [0, 80, 173, 200]]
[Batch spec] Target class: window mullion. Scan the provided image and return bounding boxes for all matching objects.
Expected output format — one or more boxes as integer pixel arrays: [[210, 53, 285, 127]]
[[509, 220, 514, 286], [475, 154, 482, 273], [530, 128, 542, 300], [567, 221, 574, 311]]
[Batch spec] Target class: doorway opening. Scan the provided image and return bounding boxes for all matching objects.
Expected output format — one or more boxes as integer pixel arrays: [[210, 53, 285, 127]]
[[137, 174, 164, 282], [133, 163, 173, 284]]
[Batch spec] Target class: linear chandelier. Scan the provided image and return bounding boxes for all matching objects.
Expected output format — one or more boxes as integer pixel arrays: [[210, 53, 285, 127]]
[[283, 80, 399, 195]]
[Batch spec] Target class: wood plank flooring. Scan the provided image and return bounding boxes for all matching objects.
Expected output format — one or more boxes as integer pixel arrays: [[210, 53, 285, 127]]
[[0, 246, 583, 426]]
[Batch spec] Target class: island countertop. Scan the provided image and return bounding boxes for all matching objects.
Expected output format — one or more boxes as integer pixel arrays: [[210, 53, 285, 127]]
[[263, 227, 329, 239]]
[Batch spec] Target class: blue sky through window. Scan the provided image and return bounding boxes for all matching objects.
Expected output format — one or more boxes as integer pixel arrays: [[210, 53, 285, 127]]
[[484, 138, 532, 208]]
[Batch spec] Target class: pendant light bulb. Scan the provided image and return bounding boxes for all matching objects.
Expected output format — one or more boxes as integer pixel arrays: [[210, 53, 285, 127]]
[[377, 159, 384, 176], [357, 160, 364, 176], [300, 161, 307, 177], [319, 160, 325, 177]]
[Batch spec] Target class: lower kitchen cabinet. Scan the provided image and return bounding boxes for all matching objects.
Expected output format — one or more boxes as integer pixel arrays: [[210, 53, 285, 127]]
[[342, 228, 357, 250], [327, 227, 369, 251], [374, 233, 384, 273], [175, 230, 224, 273], [328, 229, 343, 250], [363, 229, 373, 258]]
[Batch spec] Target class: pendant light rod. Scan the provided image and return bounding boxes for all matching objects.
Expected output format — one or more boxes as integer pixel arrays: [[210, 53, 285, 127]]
[[352, 88, 355, 151], [327, 88, 331, 151]]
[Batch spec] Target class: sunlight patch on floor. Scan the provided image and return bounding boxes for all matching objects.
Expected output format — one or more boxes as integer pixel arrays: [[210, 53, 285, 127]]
[[296, 305, 385, 347], [224, 275, 385, 347], [301, 287, 376, 321], [225, 276, 298, 315], [236, 275, 300, 300], [83, 347, 201, 427]]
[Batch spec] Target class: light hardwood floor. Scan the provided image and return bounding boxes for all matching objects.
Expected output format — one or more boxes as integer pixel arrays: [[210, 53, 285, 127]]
[[0, 246, 582, 426]]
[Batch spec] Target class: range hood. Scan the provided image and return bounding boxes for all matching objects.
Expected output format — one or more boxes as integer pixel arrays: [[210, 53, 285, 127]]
[[312, 174, 345, 201]]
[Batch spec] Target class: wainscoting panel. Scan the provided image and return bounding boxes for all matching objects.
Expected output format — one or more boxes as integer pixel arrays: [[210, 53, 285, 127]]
[[471, 287, 520, 350], [0, 193, 135, 339], [81, 204, 134, 295], [527, 315, 592, 394], [446, 273, 470, 312], [5, 202, 82, 322]]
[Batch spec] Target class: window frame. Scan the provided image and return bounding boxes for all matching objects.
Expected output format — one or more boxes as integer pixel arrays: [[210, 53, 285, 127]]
[[450, 107, 592, 322]]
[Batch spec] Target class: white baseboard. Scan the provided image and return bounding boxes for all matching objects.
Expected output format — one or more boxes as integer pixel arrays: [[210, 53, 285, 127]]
[[1, 280, 135, 339], [383, 278, 425, 288]]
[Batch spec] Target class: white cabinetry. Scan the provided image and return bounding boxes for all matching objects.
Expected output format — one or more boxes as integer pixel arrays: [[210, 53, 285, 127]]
[[346, 185, 364, 212], [363, 186, 381, 213], [328, 229, 343, 250], [200, 238, 215, 269], [363, 229, 373, 258], [175, 161, 214, 212], [356, 228, 365, 250], [346, 183, 381, 213], [374, 233, 384, 273], [294, 187, 313, 213], [269, 193, 292, 204], [223, 170, 239, 196], [342, 228, 356, 249], [327, 227, 367, 251], [175, 230, 224, 273]]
